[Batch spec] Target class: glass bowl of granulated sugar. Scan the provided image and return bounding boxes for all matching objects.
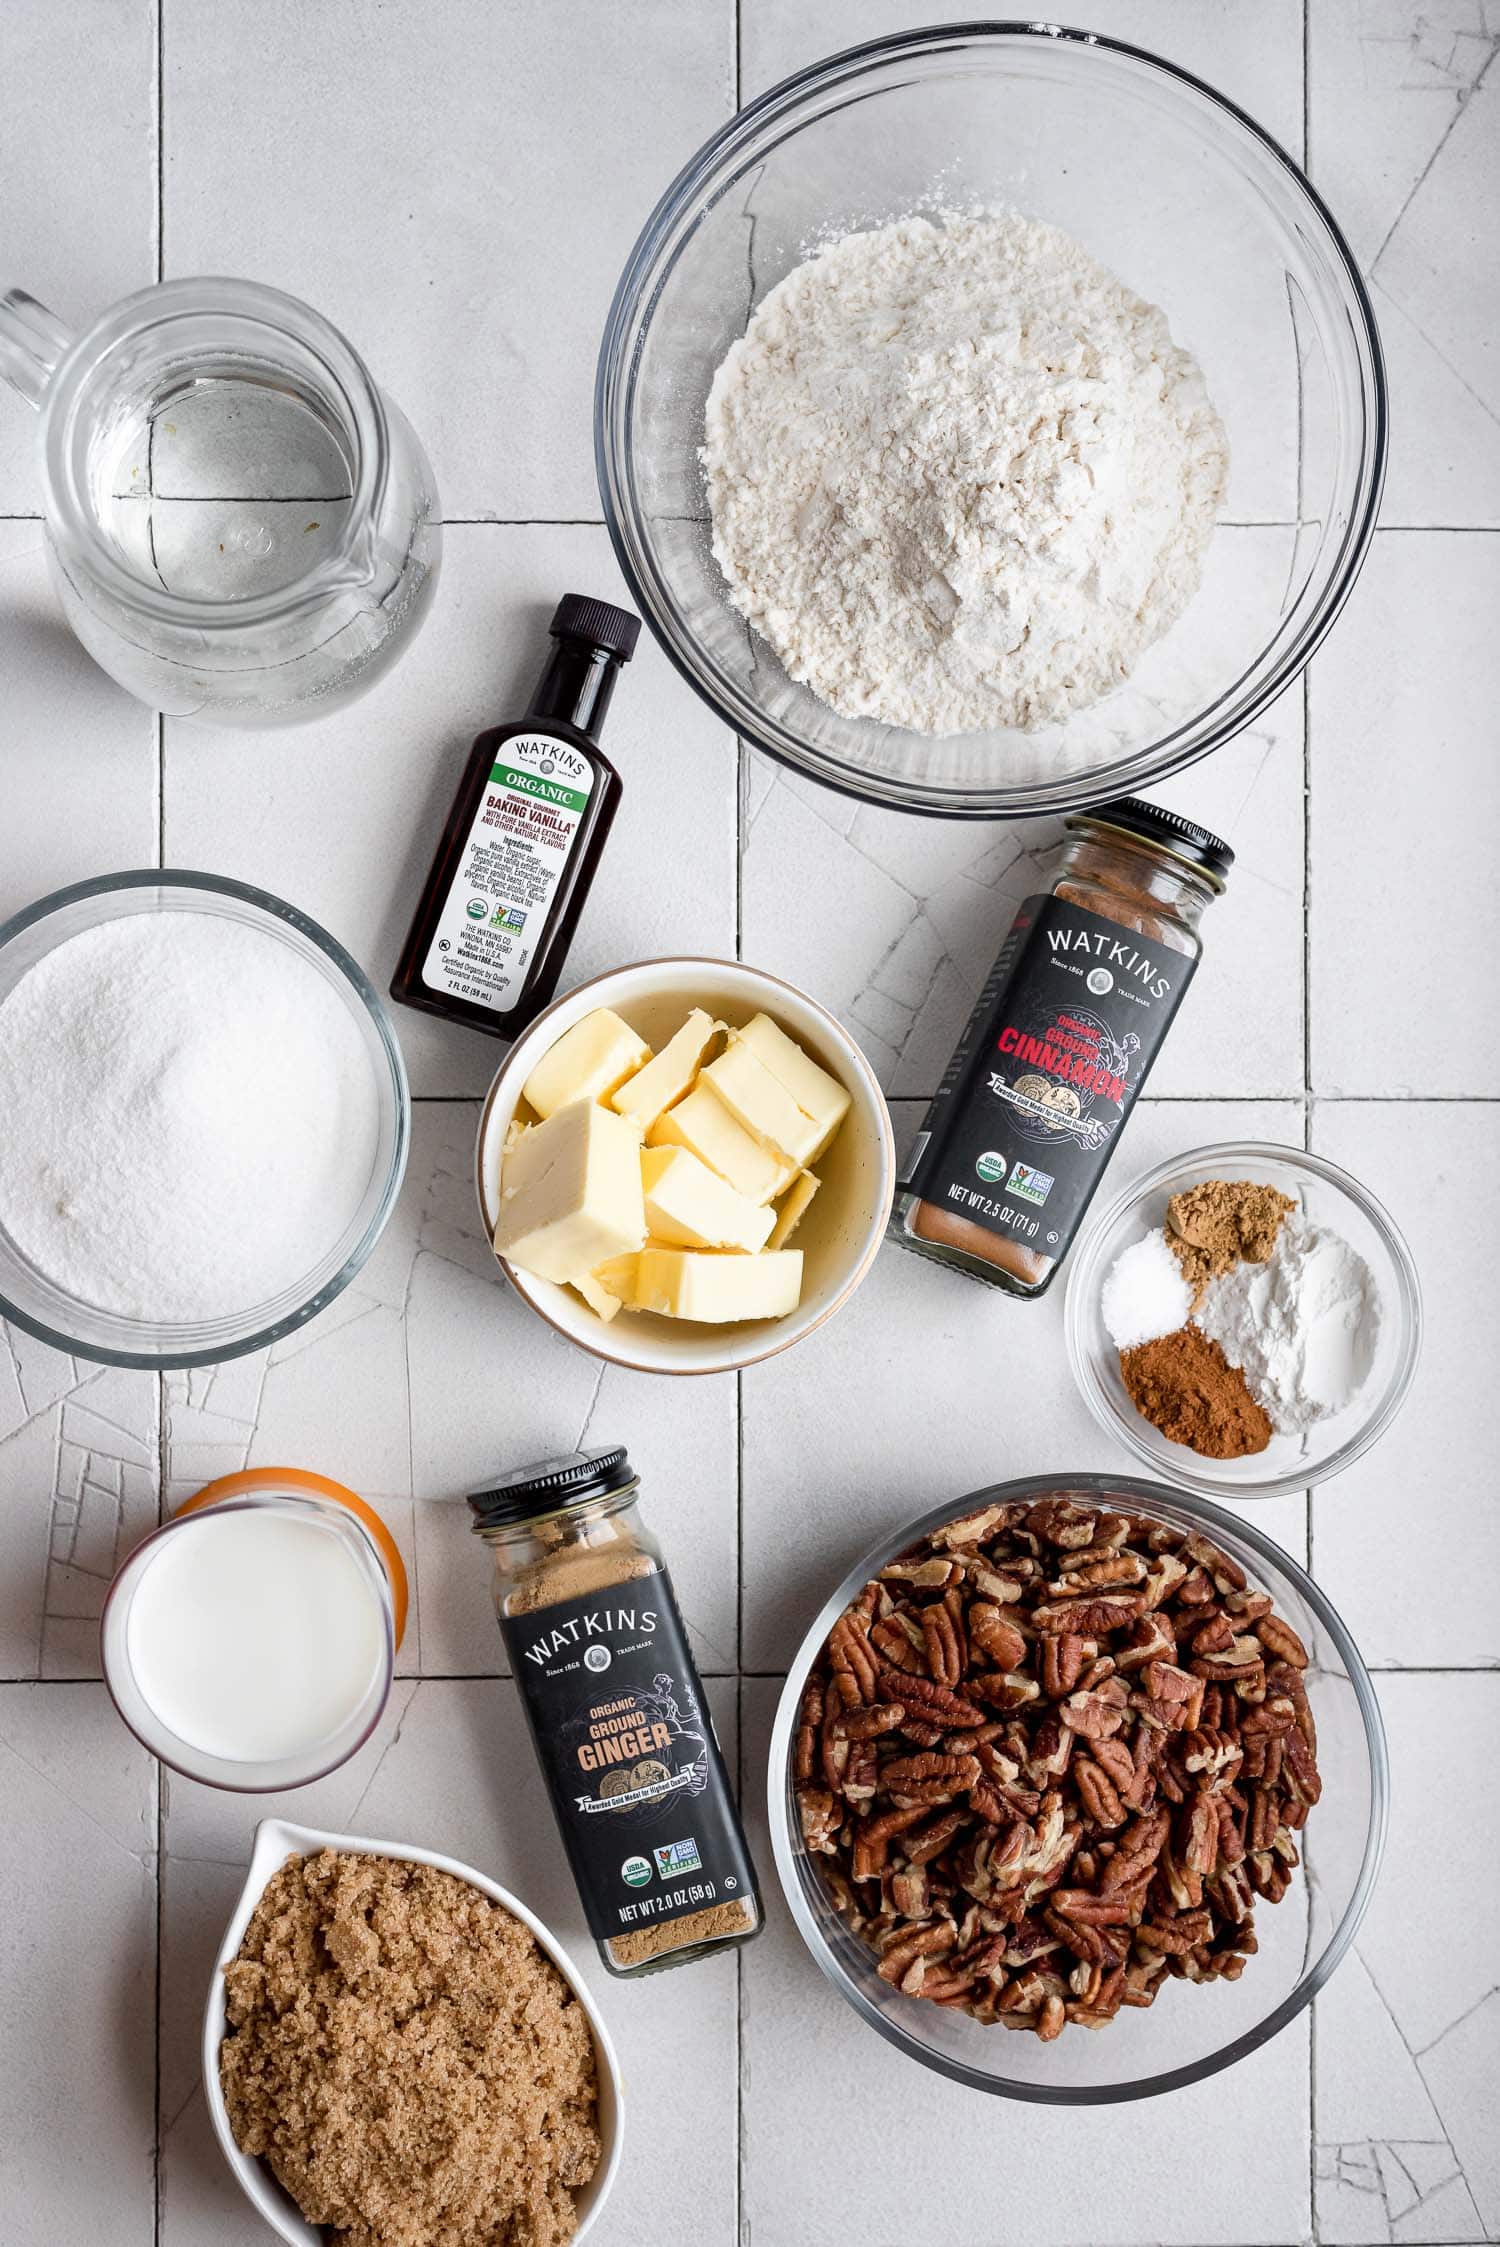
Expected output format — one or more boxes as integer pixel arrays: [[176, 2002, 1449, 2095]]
[[0, 871, 409, 1368], [597, 24, 1386, 818], [1065, 1144, 1421, 1501]]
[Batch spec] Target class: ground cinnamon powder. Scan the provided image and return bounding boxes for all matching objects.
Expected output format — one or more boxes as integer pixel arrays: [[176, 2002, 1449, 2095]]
[[1120, 1325, 1273, 1458], [219, 1849, 599, 2247], [1166, 1178, 1295, 1294]]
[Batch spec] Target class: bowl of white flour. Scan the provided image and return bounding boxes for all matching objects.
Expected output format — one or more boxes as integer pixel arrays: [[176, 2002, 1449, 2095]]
[[597, 24, 1386, 816], [0, 871, 409, 1366]]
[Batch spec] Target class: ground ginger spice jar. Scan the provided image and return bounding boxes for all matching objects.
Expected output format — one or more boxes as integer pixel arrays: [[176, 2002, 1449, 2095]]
[[471, 1447, 761, 1976], [890, 799, 1233, 1298]]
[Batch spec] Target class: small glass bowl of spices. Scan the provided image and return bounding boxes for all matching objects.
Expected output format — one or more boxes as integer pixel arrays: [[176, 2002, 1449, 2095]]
[[1065, 1142, 1421, 1499], [471, 1447, 762, 1974]]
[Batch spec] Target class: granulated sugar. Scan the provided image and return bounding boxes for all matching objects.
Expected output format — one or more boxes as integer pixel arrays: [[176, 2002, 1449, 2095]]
[[0, 911, 382, 1322]]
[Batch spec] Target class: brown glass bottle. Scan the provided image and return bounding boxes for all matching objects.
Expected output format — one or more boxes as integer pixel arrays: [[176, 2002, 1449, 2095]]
[[391, 594, 639, 1039]]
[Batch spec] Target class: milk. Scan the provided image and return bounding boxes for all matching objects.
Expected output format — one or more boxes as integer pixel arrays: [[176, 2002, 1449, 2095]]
[[124, 1507, 387, 1764]]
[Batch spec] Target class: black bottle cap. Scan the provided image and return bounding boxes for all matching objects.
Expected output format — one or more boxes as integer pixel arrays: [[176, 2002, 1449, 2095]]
[[550, 593, 641, 663], [467, 1445, 636, 1532], [1065, 797, 1235, 889]]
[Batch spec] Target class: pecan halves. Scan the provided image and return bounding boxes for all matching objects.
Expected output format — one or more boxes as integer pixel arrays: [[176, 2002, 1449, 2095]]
[[800, 1497, 1321, 2043]]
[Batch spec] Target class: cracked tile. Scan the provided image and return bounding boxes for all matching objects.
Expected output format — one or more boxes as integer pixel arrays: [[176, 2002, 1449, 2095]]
[[1314, 1673, 1499, 2243], [1310, 0, 1500, 523]]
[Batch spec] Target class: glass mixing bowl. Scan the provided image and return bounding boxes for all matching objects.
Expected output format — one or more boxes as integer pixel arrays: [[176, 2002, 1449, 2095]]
[[597, 25, 1386, 818], [768, 1473, 1387, 2102], [0, 871, 410, 1368], [1065, 1144, 1421, 1501]]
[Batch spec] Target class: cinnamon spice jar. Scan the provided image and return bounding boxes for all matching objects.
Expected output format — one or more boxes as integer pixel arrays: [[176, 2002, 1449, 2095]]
[[890, 799, 1232, 1297]]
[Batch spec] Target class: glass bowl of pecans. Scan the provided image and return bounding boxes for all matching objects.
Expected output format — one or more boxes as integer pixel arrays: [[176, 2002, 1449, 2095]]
[[768, 1474, 1386, 2101]]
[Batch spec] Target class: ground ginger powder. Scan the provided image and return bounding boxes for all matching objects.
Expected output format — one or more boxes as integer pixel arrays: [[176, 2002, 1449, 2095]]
[[1167, 1178, 1295, 1295], [219, 1849, 600, 2247]]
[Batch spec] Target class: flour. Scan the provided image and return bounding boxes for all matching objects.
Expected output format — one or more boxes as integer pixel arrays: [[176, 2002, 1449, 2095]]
[[703, 210, 1227, 737], [0, 912, 382, 1322], [1194, 1213, 1380, 1435]]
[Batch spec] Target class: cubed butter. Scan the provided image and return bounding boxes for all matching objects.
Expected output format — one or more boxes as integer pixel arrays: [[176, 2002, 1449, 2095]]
[[701, 1038, 824, 1167], [610, 1009, 720, 1129], [572, 1272, 622, 1323], [768, 1170, 820, 1250], [634, 1247, 803, 1323], [646, 1085, 793, 1205], [640, 1144, 776, 1253], [521, 1008, 651, 1120], [591, 1252, 643, 1304], [494, 1098, 646, 1283], [737, 1013, 851, 1159]]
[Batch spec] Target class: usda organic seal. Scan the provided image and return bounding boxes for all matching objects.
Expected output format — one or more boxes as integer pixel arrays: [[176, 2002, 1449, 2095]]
[[621, 1855, 652, 1888]]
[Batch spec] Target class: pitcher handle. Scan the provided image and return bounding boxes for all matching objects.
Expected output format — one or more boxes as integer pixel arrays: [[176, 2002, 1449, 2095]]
[[0, 289, 74, 409]]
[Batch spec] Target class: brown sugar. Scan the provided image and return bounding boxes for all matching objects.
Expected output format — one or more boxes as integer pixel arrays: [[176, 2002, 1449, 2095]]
[[1166, 1177, 1295, 1294], [219, 1849, 600, 2247], [1121, 1325, 1273, 1458]]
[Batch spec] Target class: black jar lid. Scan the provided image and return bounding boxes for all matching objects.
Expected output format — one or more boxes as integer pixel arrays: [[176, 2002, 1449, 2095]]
[[1064, 797, 1234, 889], [468, 1445, 637, 1532], [550, 593, 641, 663]]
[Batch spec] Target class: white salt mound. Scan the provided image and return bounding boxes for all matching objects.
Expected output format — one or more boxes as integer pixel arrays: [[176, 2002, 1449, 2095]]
[[1100, 1229, 1194, 1350], [0, 912, 382, 1323]]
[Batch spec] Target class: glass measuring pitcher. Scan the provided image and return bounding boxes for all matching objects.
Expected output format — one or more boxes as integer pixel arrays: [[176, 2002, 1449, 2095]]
[[0, 277, 440, 724]]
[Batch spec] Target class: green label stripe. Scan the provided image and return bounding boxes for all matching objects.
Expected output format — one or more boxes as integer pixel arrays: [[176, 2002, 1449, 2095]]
[[491, 759, 590, 814]]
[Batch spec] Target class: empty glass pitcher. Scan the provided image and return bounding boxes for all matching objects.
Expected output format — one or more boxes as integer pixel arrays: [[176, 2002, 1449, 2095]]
[[0, 277, 440, 724]]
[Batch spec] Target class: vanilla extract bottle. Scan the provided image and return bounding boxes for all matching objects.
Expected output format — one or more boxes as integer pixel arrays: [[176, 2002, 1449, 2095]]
[[890, 799, 1233, 1297], [391, 594, 639, 1038]]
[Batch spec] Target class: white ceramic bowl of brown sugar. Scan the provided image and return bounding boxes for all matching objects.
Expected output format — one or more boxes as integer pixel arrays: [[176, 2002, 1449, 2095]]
[[475, 956, 895, 1374], [203, 1818, 624, 2247]]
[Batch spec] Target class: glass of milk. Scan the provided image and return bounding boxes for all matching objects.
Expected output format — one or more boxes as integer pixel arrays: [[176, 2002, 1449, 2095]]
[[101, 1471, 405, 1790]]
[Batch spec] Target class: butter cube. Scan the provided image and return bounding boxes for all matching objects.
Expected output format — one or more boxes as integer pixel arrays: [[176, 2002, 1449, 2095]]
[[572, 1272, 622, 1323], [641, 1145, 776, 1253], [768, 1170, 820, 1250], [737, 1014, 851, 1159], [634, 1247, 803, 1323], [610, 1009, 720, 1129], [522, 1009, 652, 1120], [646, 1085, 793, 1205], [494, 1098, 646, 1283], [592, 1251, 642, 1303], [701, 1039, 824, 1167]]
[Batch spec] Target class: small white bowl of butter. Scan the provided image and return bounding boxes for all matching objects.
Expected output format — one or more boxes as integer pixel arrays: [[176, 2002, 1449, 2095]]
[[475, 958, 894, 1373]]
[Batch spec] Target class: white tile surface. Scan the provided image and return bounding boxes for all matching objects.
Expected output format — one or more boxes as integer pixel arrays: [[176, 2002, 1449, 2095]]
[[160, 0, 733, 520], [1310, 534, 1500, 1095], [0, 0, 155, 511], [0, 6, 1497, 2245], [1309, 0, 1500, 526], [1313, 1673, 1500, 2244], [0, 1683, 157, 2246]]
